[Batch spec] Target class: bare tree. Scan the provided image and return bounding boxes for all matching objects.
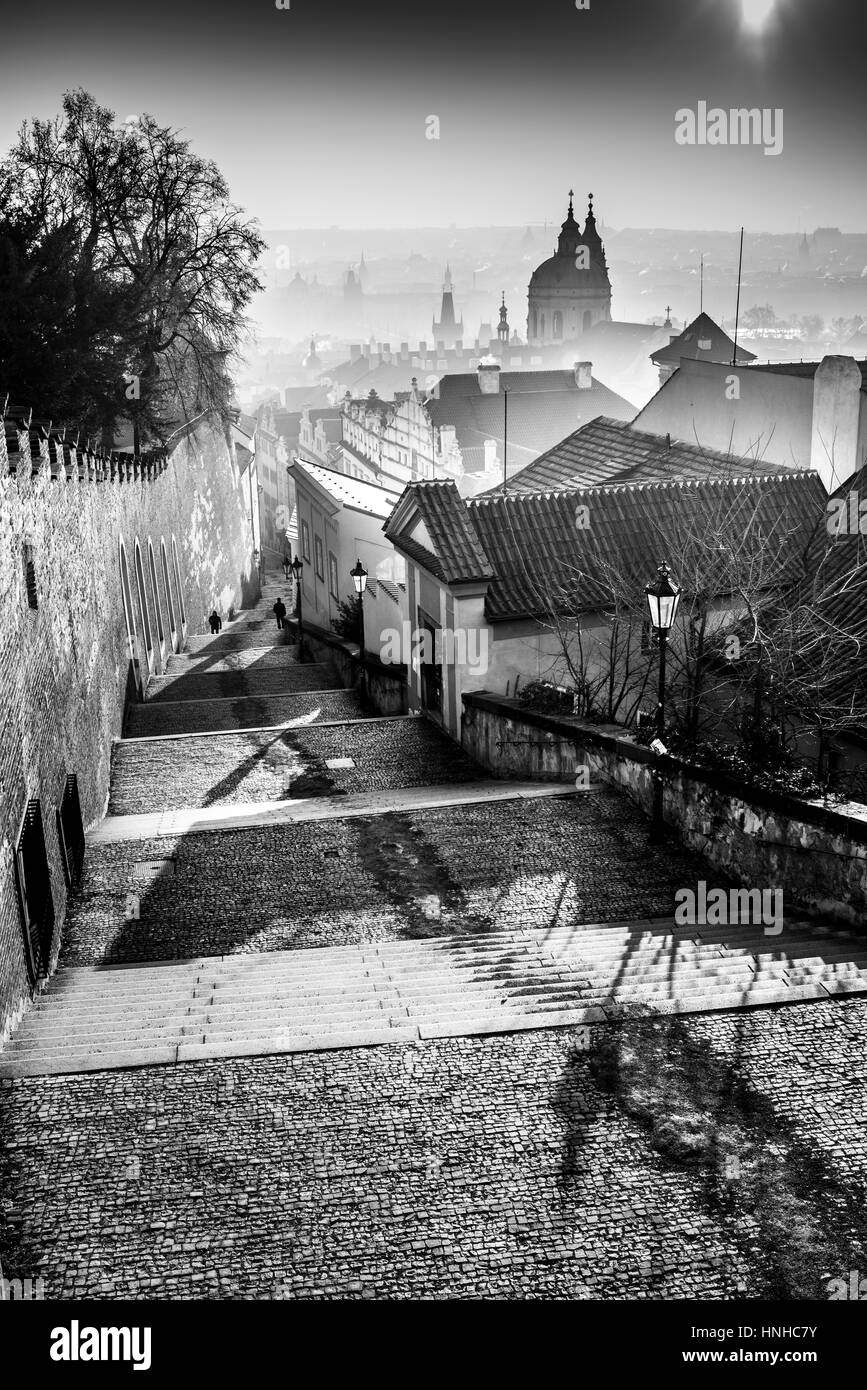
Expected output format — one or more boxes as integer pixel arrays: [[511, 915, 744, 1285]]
[[3, 90, 264, 444]]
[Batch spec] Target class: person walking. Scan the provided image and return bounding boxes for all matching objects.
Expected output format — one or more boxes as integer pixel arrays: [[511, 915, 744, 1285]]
[[208, 609, 223, 635], [272, 596, 287, 630], [282, 554, 291, 581]]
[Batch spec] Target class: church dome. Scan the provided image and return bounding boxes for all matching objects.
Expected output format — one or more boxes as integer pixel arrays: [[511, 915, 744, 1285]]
[[529, 254, 610, 292], [528, 192, 610, 293], [301, 336, 321, 370], [526, 192, 612, 344]]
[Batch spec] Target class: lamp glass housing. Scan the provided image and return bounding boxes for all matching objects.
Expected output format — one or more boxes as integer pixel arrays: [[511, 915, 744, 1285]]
[[645, 563, 681, 631], [350, 558, 368, 595]]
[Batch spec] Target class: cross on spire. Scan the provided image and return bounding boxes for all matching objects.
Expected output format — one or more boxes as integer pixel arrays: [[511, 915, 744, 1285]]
[[568, 189, 574, 216]]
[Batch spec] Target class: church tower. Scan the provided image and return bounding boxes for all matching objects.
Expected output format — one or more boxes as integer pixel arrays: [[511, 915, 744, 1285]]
[[527, 192, 612, 346], [497, 292, 510, 346], [432, 265, 463, 348]]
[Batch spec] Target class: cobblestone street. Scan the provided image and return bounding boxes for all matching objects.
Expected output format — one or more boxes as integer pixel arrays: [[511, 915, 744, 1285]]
[[3, 1004, 867, 1299], [2, 573, 866, 1300]]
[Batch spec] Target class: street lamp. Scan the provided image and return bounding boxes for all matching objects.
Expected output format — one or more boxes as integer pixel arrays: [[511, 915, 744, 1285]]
[[644, 561, 682, 843], [291, 554, 306, 661], [350, 558, 368, 701]]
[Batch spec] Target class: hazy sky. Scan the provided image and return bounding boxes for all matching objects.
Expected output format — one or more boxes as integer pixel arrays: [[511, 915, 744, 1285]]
[[0, 0, 864, 233]]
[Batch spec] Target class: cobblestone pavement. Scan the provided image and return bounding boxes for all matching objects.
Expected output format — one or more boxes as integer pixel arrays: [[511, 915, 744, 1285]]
[[61, 794, 732, 964], [146, 665, 338, 702], [125, 690, 364, 737], [108, 719, 486, 814], [4, 572, 866, 1300], [2, 1002, 866, 1299]]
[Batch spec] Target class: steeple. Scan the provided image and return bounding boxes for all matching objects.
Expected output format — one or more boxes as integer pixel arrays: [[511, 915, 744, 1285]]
[[432, 267, 463, 347], [556, 188, 582, 258], [497, 292, 509, 344]]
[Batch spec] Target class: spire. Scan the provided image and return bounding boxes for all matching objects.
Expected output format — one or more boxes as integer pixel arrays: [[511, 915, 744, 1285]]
[[497, 292, 509, 343], [568, 188, 574, 218], [444, 263, 453, 290]]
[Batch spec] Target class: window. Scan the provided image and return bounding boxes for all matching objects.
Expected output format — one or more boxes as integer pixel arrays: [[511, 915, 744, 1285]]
[[160, 540, 177, 640], [328, 552, 339, 600], [23, 542, 38, 609], [56, 774, 85, 887], [133, 540, 153, 663], [171, 537, 186, 630], [13, 799, 55, 983], [119, 540, 136, 661], [301, 519, 311, 562], [314, 535, 325, 580], [553, 311, 563, 340], [147, 540, 165, 649]]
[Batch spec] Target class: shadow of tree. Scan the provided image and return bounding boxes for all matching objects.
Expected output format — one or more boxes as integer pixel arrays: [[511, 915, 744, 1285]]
[[554, 1002, 867, 1299]]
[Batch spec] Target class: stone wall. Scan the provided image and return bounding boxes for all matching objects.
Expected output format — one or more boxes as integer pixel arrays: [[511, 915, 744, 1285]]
[[461, 692, 867, 927], [0, 414, 257, 1039], [296, 620, 408, 716]]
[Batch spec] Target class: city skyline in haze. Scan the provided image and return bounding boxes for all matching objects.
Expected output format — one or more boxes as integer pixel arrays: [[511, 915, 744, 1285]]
[[0, 0, 865, 235]]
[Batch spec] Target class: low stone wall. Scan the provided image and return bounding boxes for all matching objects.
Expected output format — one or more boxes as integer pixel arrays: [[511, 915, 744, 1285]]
[[291, 619, 408, 717], [461, 691, 867, 928]]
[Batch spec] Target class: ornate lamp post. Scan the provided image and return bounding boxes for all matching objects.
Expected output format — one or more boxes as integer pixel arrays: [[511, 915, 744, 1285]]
[[291, 554, 306, 661], [644, 561, 682, 843], [350, 558, 368, 701]]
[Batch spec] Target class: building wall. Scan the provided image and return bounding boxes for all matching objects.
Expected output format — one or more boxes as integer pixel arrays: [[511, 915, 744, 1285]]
[[292, 477, 396, 639], [634, 358, 815, 468], [0, 415, 256, 1040]]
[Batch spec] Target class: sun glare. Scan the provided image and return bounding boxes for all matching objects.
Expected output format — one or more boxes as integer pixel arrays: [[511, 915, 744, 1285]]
[[740, 0, 777, 34]]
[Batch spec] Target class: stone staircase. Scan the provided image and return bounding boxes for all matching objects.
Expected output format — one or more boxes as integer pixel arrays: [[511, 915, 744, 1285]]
[[4, 915, 867, 1077]]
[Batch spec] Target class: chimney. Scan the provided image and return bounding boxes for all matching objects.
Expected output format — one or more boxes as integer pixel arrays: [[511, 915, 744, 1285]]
[[455, 340, 463, 355], [811, 355, 863, 492], [400, 342, 409, 359], [382, 342, 392, 362], [484, 439, 499, 469], [574, 361, 593, 390], [350, 343, 362, 358], [477, 361, 501, 394], [419, 340, 428, 353]]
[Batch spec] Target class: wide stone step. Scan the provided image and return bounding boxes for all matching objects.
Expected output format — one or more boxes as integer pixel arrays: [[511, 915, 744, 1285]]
[[145, 664, 337, 702], [5, 916, 865, 1077]]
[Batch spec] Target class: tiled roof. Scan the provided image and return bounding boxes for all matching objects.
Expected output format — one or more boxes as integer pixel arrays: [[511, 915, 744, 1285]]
[[651, 312, 757, 367], [292, 458, 401, 519], [428, 376, 635, 468], [385, 480, 495, 585], [499, 418, 803, 495], [468, 471, 826, 622], [436, 369, 591, 397]]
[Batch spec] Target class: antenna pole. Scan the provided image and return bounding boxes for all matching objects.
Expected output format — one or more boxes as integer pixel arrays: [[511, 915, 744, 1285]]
[[732, 227, 744, 366], [502, 387, 509, 494], [700, 254, 704, 315]]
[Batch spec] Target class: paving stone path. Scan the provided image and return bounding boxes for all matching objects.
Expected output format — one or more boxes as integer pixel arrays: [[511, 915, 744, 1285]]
[[2, 571, 866, 1299]]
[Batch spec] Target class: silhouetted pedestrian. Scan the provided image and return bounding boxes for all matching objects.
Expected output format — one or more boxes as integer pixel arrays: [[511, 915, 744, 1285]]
[[273, 597, 287, 630], [208, 610, 222, 635], [282, 554, 291, 580]]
